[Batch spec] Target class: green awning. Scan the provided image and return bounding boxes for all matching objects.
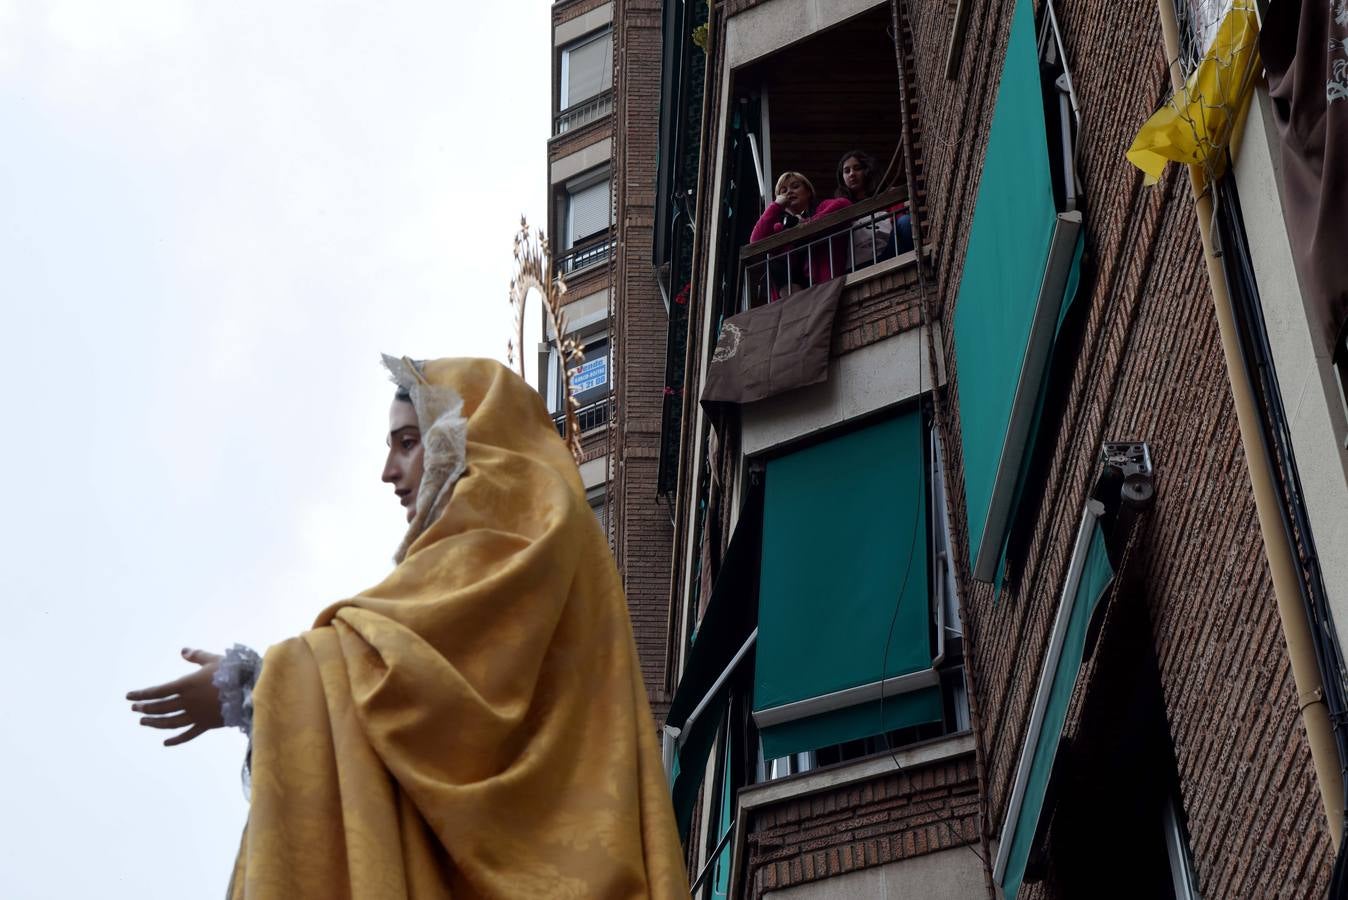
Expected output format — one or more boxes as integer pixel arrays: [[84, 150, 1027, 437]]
[[711, 722, 735, 898], [667, 480, 763, 838], [756, 690, 944, 762], [991, 231, 1087, 601], [1000, 519, 1115, 900], [753, 412, 941, 760], [953, 0, 1082, 582]]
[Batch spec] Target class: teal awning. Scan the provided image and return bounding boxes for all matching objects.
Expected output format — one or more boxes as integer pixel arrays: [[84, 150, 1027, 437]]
[[753, 412, 942, 760], [667, 480, 763, 838], [999, 518, 1115, 900], [953, 0, 1084, 582], [990, 231, 1086, 600], [711, 721, 735, 898]]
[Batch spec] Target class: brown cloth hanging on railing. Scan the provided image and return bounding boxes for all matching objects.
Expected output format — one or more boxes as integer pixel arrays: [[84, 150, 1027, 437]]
[[700, 277, 845, 408], [1261, 0, 1348, 356]]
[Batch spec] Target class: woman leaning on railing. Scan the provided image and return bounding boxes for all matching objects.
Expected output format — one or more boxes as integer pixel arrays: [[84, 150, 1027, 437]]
[[748, 171, 852, 301]]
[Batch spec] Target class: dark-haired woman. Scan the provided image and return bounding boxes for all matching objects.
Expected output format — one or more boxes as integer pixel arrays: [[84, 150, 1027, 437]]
[[836, 150, 913, 269]]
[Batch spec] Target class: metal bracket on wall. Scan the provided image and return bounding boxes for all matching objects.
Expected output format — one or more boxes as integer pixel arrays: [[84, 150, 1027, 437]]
[[1100, 441, 1155, 508]]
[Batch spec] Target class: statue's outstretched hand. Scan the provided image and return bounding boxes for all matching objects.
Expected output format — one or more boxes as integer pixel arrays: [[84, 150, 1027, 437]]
[[126, 648, 224, 746]]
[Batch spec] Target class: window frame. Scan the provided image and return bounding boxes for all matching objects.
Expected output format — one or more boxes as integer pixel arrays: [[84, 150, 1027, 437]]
[[1335, 328, 1348, 449], [1162, 792, 1202, 900], [587, 484, 608, 535], [547, 317, 612, 419], [559, 27, 613, 112], [571, 331, 611, 408], [1038, 0, 1083, 213], [562, 168, 613, 250]]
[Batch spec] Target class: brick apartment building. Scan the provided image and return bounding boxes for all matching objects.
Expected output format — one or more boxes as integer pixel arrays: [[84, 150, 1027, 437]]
[[650, 0, 1348, 898], [544, 0, 677, 717]]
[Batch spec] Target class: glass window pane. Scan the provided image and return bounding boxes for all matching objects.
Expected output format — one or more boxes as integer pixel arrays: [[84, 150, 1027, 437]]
[[567, 179, 611, 246], [562, 31, 612, 108]]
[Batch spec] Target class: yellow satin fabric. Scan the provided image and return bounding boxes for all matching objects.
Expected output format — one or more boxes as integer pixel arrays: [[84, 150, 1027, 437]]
[[1126, 0, 1259, 187], [229, 359, 688, 899]]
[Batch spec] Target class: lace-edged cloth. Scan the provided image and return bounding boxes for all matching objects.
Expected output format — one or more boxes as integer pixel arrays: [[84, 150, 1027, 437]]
[[213, 644, 262, 735]]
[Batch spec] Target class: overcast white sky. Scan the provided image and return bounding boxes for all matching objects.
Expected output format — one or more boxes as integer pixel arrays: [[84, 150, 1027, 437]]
[[0, 1, 549, 895]]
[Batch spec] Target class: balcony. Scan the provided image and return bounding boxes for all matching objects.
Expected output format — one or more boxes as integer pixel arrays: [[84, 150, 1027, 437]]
[[556, 231, 615, 276], [552, 393, 612, 436], [737, 188, 911, 310], [554, 90, 613, 136]]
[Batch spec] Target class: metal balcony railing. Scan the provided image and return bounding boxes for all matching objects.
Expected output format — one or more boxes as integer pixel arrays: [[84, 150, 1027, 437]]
[[557, 233, 615, 276], [553, 394, 612, 436], [737, 188, 911, 310], [554, 91, 614, 135]]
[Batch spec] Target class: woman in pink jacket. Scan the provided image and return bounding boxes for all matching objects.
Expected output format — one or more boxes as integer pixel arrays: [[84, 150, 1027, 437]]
[[749, 171, 852, 299]]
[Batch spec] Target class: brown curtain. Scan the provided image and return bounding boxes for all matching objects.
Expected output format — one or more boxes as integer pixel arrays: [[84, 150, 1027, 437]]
[[700, 277, 845, 408], [1261, 0, 1348, 356]]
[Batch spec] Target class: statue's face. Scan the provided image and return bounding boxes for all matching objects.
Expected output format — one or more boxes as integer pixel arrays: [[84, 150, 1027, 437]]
[[382, 397, 424, 523]]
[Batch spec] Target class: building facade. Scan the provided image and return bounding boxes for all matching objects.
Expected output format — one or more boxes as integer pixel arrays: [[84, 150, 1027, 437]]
[[546, 0, 677, 717], [655, 0, 1348, 898]]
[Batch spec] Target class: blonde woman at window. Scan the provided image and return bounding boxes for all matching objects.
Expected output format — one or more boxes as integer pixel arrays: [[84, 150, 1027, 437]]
[[126, 356, 689, 900], [750, 171, 852, 299]]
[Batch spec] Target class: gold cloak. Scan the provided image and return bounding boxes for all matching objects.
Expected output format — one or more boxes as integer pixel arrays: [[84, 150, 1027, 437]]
[[228, 358, 688, 899]]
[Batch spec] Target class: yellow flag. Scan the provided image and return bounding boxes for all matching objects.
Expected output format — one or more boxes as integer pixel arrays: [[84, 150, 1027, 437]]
[[1126, 1, 1261, 185]]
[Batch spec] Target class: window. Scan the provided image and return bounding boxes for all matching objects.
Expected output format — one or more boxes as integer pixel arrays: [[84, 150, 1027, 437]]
[[548, 322, 612, 433], [560, 29, 613, 110], [587, 486, 608, 534], [993, 502, 1115, 898], [1162, 793, 1202, 900], [565, 174, 612, 249], [571, 333, 610, 407]]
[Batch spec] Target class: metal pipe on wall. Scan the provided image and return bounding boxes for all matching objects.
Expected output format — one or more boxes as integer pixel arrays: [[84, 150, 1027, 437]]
[[1153, 0, 1344, 849]]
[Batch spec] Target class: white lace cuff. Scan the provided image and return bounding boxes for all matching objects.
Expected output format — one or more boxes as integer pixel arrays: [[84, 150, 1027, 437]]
[[213, 644, 262, 736]]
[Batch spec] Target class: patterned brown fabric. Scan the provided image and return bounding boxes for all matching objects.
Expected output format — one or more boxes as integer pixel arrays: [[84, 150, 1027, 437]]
[[700, 277, 845, 407], [1262, 0, 1348, 355]]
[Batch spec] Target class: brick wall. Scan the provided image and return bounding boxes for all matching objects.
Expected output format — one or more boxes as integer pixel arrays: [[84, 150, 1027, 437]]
[[548, 118, 613, 163], [558, 262, 611, 299], [742, 754, 980, 897], [904, 0, 1335, 895], [611, 0, 676, 717], [555, 0, 612, 25], [834, 262, 924, 355], [548, 0, 673, 714]]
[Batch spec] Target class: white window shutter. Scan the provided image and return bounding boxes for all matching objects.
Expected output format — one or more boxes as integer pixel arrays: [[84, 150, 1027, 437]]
[[567, 179, 611, 246], [563, 32, 612, 108]]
